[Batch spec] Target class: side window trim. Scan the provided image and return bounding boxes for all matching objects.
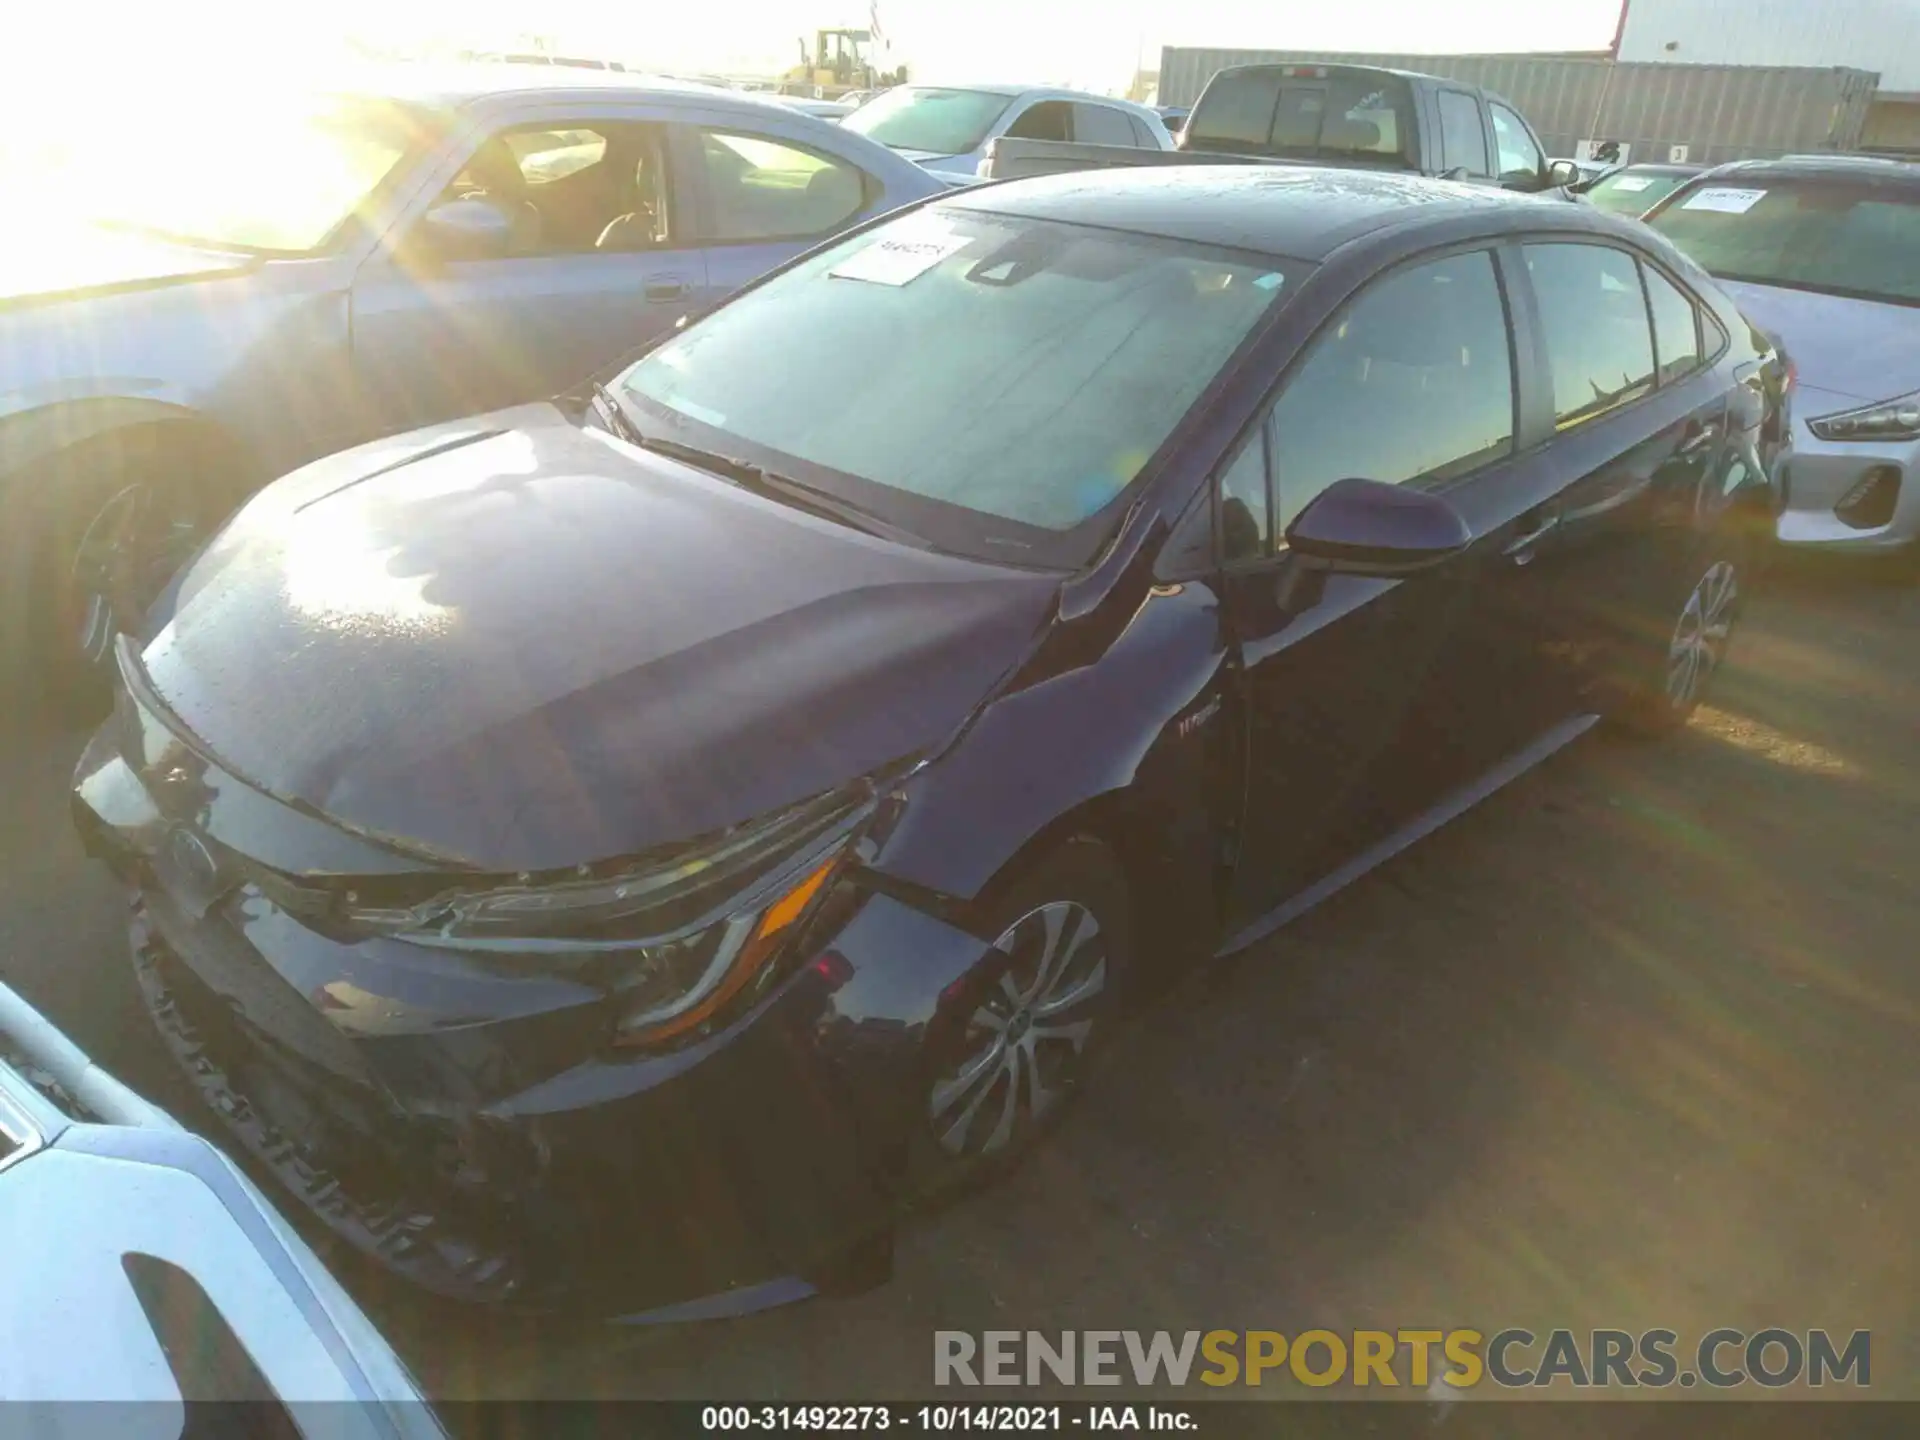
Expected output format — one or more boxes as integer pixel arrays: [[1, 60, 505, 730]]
[[1635, 251, 1731, 381], [1217, 424, 1274, 569]]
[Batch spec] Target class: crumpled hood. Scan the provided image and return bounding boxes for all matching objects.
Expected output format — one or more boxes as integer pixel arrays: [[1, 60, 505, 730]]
[[2, 223, 253, 306], [1721, 280, 1920, 406], [140, 404, 1059, 872]]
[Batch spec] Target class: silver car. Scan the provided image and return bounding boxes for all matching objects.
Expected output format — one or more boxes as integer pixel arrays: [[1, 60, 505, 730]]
[[0, 65, 943, 711], [1645, 156, 1920, 555], [840, 83, 1173, 186], [0, 977, 442, 1422]]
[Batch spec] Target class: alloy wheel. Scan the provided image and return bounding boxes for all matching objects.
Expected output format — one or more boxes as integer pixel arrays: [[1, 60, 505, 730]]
[[1665, 559, 1739, 712], [928, 900, 1108, 1160], [65, 481, 206, 669]]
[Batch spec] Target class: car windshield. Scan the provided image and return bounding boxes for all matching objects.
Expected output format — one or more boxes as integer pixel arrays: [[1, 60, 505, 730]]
[[841, 87, 1014, 154], [618, 206, 1295, 567], [1186, 70, 1412, 162], [10, 92, 438, 254], [1586, 169, 1692, 216], [1647, 176, 1920, 305]]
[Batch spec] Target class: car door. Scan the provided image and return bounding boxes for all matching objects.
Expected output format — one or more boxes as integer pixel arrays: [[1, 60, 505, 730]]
[[349, 110, 706, 433], [1456, 239, 1734, 737], [1220, 247, 1520, 929], [674, 119, 884, 311]]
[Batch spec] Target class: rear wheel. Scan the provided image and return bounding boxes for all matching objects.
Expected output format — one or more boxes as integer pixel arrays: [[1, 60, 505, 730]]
[[911, 838, 1132, 1198], [1609, 547, 1743, 736]]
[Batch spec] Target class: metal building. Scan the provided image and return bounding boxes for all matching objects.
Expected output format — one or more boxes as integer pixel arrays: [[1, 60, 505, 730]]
[[1614, 0, 1920, 154], [1157, 47, 1879, 163]]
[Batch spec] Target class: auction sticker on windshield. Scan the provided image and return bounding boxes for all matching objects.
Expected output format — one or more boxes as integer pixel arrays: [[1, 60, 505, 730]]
[[1681, 187, 1768, 215], [1610, 176, 1654, 193], [831, 220, 972, 286]]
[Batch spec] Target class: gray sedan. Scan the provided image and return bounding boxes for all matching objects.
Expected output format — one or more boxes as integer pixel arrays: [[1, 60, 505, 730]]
[[841, 84, 1173, 186], [1645, 156, 1920, 556], [0, 65, 943, 711]]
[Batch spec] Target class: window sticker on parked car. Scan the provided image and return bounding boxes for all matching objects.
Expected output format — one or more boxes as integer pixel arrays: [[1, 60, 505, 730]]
[[1681, 187, 1768, 215], [1611, 175, 1654, 193], [830, 221, 971, 286]]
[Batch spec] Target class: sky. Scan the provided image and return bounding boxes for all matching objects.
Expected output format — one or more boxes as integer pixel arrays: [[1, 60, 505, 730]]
[[9, 0, 1626, 96]]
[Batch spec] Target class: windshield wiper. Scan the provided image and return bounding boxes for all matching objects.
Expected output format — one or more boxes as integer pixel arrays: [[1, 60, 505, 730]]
[[619, 426, 934, 550], [587, 378, 645, 444]]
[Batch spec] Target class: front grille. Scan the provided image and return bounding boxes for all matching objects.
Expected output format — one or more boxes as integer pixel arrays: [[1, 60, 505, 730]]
[[131, 909, 526, 1305], [1836, 466, 1901, 530]]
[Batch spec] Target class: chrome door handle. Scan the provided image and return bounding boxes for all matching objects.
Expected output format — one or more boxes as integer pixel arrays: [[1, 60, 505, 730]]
[[645, 278, 689, 302], [1503, 510, 1561, 564], [1679, 424, 1721, 457]]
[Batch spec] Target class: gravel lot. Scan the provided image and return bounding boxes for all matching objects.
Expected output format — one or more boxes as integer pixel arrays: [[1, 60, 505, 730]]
[[4, 559, 1914, 1401]]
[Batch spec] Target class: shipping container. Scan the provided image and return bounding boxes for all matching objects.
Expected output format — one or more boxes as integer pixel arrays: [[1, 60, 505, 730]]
[[1157, 48, 1879, 165]]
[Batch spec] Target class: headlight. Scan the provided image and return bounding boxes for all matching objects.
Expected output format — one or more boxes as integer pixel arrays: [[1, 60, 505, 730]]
[[1809, 392, 1920, 442], [334, 792, 870, 1049]]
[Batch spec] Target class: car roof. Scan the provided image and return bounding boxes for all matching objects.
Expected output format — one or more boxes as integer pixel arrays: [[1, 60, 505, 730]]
[[314, 61, 774, 112], [943, 164, 1585, 264], [890, 82, 1162, 117], [1610, 162, 1704, 175], [1705, 154, 1920, 188]]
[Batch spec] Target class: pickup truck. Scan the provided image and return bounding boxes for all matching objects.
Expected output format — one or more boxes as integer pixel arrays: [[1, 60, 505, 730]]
[[982, 62, 1580, 195]]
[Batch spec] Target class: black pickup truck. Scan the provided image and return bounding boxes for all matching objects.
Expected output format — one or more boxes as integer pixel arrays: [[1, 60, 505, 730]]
[[982, 62, 1581, 194]]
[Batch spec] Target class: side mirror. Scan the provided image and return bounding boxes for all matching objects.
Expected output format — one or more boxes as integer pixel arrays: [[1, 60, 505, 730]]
[[417, 197, 517, 261], [1546, 159, 1582, 189], [1284, 478, 1473, 577]]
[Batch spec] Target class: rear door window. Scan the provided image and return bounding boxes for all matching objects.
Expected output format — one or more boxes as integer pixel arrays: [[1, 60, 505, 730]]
[[1437, 91, 1490, 176], [1073, 103, 1138, 147], [1004, 101, 1073, 142], [1523, 243, 1658, 427]]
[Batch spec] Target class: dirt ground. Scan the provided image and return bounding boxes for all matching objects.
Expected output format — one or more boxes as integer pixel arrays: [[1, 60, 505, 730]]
[[3, 558, 1914, 1402]]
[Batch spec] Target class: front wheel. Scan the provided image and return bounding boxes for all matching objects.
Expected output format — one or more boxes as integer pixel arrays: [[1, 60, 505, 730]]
[[911, 838, 1133, 1198], [42, 439, 232, 719]]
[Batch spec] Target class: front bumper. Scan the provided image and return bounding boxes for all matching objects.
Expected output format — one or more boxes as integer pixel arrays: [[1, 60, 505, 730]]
[[1774, 418, 1919, 553], [73, 730, 994, 1315]]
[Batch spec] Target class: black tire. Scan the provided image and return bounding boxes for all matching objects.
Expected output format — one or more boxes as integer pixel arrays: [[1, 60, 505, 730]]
[[907, 836, 1133, 1201], [35, 430, 240, 723], [1606, 538, 1747, 738]]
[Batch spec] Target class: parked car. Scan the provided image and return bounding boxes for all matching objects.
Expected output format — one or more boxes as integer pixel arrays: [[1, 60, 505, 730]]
[[981, 63, 1577, 193], [472, 53, 631, 72], [74, 167, 1780, 1318], [1644, 155, 1917, 553], [841, 84, 1172, 185], [1582, 162, 1705, 218], [0, 67, 944, 715], [0, 976, 443, 1421], [772, 94, 857, 121]]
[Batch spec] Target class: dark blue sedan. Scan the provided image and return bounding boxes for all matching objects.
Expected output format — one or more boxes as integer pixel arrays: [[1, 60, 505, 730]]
[[72, 166, 1783, 1318]]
